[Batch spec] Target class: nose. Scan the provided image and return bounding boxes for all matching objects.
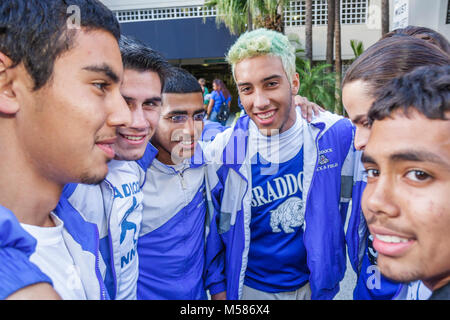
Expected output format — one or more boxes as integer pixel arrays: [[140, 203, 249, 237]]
[[354, 126, 370, 151], [253, 89, 270, 110], [129, 106, 148, 130], [182, 116, 195, 138], [363, 174, 400, 218], [107, 91, 132, 128]]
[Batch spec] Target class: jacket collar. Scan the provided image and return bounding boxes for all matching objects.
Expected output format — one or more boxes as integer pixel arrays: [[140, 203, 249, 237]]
[[221, 115, 250, 172], [222, 110, 327, 171], [136, 142, 159, 171]]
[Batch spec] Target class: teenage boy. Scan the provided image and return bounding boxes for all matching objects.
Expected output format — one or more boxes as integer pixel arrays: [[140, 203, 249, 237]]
[[136, 67, 214, 299], [362, 65, 450, 300], [63, 36, 171, 300], [0, 0, 131, 299], [203, 28, 361, 300]]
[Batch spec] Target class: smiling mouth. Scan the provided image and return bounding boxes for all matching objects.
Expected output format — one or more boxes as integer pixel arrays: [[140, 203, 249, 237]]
[[375, 234, 411, 244], [177, 140, 196, 150], [120, 133, 147, 143], [371, 231, 415, 257], [256, 110, 276, 120]]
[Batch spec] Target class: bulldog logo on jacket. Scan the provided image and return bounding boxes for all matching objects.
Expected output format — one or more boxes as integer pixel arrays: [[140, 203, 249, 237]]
[[269, 196, 304, 233]]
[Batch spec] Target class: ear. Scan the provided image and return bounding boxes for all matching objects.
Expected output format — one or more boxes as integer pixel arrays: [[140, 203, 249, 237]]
[[291, 72, 300, 95], [0, 51, 19, 115]]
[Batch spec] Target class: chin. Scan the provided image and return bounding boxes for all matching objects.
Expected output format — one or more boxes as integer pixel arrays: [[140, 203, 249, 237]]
[[115, 153, 142, 161], [377, 258, 422, 284], [114, 147, 146, 161], [79, 169, 108, 185]]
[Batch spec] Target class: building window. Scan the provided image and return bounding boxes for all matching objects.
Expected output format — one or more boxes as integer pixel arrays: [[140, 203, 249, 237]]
[[341, 0, 367, 24], [115, 5, 217, 23], [284, 0, 368, 27], [446, 0, 450, 24]]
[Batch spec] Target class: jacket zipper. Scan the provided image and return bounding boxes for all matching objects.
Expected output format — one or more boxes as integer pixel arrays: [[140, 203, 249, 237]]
[[104, 179, 118, 299], [178, 171, 187, 190], [93, 223, 107, 300]]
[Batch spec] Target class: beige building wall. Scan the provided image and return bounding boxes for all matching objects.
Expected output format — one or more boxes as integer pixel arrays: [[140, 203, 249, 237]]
[[390, 0, 450, 37]]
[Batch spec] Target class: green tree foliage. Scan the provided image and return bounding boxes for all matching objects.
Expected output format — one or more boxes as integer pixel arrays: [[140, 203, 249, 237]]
[[206, 0, 286, 34], [350, 39, 364, 60], [290, 35, 337, 113], [297, 60, 337, 112]]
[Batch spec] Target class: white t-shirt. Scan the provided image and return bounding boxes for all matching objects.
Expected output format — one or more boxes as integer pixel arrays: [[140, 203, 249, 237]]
[[21, 213, 87, 300], [246, 113, 309, 293], [248, 111, 303, 165]]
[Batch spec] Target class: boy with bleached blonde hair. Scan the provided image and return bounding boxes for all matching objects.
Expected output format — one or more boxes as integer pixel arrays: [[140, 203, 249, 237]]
[[203, 28, 364, 300]]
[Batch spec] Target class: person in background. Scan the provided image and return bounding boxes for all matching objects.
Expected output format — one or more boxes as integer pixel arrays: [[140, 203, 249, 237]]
[[362, 65, 450, 300], [198, 77, 210, 110], [206, 78, 232, 126]]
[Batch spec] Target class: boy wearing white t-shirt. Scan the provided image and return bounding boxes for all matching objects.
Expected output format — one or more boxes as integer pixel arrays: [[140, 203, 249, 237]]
[[0, 0, 130, 300]]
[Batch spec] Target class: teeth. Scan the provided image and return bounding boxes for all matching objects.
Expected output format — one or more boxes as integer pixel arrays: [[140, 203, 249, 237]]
[[375, 234, 410, 243], [124, 135, 143, 141], [257, 111, 275, 120], [180, 141, 192, 145]]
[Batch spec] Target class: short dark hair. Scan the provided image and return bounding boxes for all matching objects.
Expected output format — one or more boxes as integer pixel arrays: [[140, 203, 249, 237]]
[[163, 67, 202, 94], [119, 35, 171, 92], [0, 0, 120, 90], [383, 25, 450, 55], [368, 65, 450, 125]]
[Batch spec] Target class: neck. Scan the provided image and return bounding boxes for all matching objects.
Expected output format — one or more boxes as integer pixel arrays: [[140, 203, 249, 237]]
[[153, 144, 176, 166], [424, 274, 450, 292], [0, 135, 62, 227], [281, 104, 298, 133]]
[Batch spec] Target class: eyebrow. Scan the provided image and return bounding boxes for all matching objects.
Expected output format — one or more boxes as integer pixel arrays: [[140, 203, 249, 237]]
[[165, 108, 205, 116], [82, 64, 120, 83], [351, 114, 367, 124], [362, 150, 450, 168], [389, 150, 448, 166], [361, 152, 376, 164], [123, 95, 162, 104], [237, 74, 282, 87]]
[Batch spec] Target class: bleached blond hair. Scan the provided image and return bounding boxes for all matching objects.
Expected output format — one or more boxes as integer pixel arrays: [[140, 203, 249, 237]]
[[226, 28, 297, 83]]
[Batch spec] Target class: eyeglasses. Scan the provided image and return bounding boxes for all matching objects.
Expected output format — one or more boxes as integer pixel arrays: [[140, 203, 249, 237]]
[[165, 111, 206, 124]]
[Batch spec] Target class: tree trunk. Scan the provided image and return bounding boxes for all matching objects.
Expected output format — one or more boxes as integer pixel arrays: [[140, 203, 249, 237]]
[[334, 0, 343, 115], [381, 0, 389, 35], [277, 2, 285, 34], [247, 6, 253, 31], [305, 0, 313, 65], [326, 0, 335, 72]]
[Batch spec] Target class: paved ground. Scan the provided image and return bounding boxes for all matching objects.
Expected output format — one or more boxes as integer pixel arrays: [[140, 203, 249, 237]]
[[334, 253, 357, 300], [334, 200, 358, 300]]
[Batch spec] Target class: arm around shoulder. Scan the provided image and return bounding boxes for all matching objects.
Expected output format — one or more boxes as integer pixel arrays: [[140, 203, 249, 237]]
[[6, 283, 61, 300]]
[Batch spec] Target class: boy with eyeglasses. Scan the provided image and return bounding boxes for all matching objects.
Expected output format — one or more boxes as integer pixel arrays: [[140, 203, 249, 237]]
[[136, 67, 215, 299]]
